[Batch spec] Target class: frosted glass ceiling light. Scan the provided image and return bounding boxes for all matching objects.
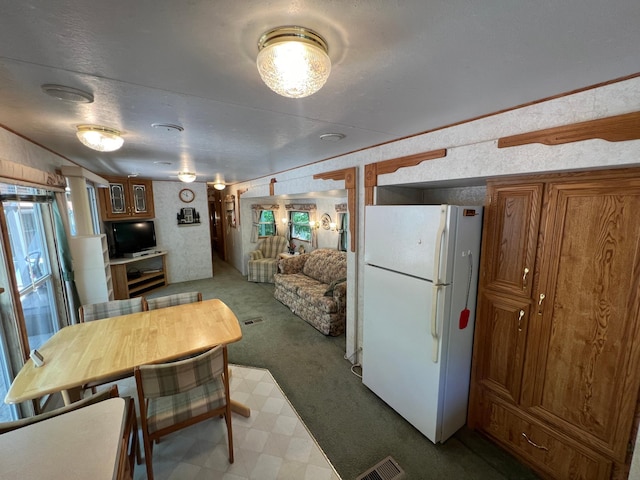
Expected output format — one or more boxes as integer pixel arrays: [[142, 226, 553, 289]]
[[177, 172, 197, 183], [76, 125, 124, 152], [213, 183, 226, 190], [257, 26, 331, 99]]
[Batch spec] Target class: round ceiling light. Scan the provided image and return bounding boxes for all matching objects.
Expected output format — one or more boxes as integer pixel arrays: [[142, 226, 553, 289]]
[[177, 172, 197, 183], [76, 125, 124, 152], [213, 183, 226, 191], [257, 26, 331, 99]]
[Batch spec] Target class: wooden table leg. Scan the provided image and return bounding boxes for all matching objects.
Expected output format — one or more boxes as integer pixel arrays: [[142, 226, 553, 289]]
[[61, 387, 83, 405], [231, 399, 251, 417]]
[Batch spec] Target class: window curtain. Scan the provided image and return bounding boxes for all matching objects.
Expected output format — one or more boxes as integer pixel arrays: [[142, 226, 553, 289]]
[[336, 203, 348, 251], [250, 204, 280, 243], [285, 203, 317, 249], [53, 193, 81, 324]]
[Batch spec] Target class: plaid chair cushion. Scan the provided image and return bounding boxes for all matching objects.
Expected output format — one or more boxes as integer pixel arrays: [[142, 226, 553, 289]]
[[259, 236, 288, 258], [146, 292, 201, 310], [80, 297, 146, 322], [247, 258, 279, 283], [146, 379, 226, 434], [138, 345, 225, 398]]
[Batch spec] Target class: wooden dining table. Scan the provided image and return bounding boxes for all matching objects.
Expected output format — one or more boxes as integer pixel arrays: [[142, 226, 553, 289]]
[[5, 298, 248, 415]]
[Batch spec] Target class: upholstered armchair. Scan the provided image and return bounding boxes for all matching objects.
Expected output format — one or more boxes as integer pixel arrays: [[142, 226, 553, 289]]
[[247, 235, 288, 283]]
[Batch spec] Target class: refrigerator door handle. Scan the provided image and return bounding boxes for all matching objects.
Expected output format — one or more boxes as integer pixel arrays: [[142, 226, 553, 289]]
[[431, 284, 441, 363], [433, 205, 448, 284]]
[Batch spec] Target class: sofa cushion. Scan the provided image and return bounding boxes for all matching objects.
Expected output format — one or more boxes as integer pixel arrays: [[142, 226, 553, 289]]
[[302, 249, 346, 285], [273, 273, 318, 294], [297, 284, 339, 313]]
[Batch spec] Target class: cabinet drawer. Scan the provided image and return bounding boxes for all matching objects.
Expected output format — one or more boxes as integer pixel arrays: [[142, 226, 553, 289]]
[[480, 394, 612, 480]]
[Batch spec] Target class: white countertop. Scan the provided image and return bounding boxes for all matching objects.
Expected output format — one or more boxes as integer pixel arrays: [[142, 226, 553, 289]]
[[0, 398, 126, 480]]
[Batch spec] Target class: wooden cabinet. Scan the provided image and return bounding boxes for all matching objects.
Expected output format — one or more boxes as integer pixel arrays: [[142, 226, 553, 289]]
[[110, 251, 167, 299], [469, 169, 640, 479], [99, 176, 155, 220]]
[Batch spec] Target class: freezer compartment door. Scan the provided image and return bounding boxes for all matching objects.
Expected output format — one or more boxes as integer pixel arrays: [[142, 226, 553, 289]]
[[364, 205, 453, 282], [362, 264, 450, 443]]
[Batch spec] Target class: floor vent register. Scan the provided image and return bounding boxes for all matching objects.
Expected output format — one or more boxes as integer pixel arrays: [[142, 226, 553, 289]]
[[356, 456, 405, 480], [243, 317, 263, 326]]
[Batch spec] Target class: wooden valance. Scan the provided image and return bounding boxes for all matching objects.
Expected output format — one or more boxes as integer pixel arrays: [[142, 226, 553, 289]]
[[364, 148, 447, 205], [498, 111, 640, 148]]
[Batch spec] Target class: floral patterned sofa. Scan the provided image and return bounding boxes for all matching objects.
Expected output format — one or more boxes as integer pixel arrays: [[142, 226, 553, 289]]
[[273, 249, 347, 336]]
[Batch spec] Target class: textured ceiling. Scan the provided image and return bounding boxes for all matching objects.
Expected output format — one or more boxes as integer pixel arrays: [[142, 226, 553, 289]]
[[0, 0, 638, 185]]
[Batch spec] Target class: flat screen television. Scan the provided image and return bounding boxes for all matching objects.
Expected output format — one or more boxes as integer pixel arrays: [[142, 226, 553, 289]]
[[110, 220, 156, 257]]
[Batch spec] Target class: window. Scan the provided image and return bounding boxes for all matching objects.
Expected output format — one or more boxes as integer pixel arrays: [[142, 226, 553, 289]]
[[257, 210, 275, 237], [290, 211, 311, 241]]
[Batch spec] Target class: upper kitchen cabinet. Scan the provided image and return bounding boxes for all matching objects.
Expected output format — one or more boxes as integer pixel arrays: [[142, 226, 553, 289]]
[[481, 183, 543, 298], [99, 176, 155, 220]]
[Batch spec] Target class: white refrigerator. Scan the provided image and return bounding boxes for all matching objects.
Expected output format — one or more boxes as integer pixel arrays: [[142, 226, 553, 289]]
[[362, 204, 483, 443]]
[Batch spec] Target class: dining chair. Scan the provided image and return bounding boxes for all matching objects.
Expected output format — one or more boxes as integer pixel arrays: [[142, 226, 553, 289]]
[[134, 344, 233, 480], [145, 291, 202, 310], [0, 385, 119, 434], [78, 297, 148, 323]]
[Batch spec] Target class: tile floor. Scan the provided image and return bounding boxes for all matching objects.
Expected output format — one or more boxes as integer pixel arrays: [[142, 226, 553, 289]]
[[125, 365, 341, 480]]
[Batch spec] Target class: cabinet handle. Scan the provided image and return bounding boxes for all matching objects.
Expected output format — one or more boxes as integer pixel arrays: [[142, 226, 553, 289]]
[[537, 293, 546, 315], [521, 432, 549, 451], [517, 310, 525, 332], [522, 267, 530, 288]]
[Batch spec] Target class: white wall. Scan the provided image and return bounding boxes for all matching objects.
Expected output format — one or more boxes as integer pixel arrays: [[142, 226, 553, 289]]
[[226, 76, 640, 365], [152, 181, 212, 283]]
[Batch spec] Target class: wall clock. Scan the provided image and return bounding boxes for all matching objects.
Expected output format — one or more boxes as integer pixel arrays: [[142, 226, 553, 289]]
[[179, 188, 195, 203]]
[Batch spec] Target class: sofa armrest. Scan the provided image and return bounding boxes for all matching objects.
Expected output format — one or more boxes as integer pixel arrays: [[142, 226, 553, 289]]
[[279, 253, 308, 274], [249, 250, 264, 261]]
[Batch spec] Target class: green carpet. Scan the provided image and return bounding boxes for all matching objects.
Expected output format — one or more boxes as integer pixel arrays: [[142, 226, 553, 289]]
[[146, 256, 539, 480]]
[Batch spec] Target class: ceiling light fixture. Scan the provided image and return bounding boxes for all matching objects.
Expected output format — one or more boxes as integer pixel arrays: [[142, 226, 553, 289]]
[[76, 125, 124, 152], [257, 26, 331, 99], [177, 172, 197, 183], [213, 183, 226, 191], [42, 84, 94, 103]]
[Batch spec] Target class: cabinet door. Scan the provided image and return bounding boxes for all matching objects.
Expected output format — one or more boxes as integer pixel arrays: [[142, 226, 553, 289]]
[[471, 292, 531, 405], [99, 177, 155, 220], [483, 183, 543, 298], [525, 178, 640, 461], [130, 179, 154, 217], [99, 180, 131, 220]]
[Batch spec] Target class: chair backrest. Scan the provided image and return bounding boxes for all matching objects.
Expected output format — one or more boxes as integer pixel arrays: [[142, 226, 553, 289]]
[[146, 291, 202, 310], [0, 385, 119, 434], [79, 297, 147, 322], [136, 345, 226, 399], [259, 235, 288, 259]]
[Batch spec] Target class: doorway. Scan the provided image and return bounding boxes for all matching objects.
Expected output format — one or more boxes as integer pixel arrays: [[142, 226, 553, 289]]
[[208, 187, 226, 265]]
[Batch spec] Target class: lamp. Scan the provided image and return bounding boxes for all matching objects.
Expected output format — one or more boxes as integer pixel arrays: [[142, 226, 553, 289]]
[[308, 220, 320, 230], [213, 183, 226, 191], [329, 222, 337, 231], [257, 26, 331, 99], [177, 172, 197, 183], [76, 125, 124, 152]]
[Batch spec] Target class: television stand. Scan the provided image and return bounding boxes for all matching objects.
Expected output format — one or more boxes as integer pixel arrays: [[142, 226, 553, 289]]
[[110, 250, 167, 299]]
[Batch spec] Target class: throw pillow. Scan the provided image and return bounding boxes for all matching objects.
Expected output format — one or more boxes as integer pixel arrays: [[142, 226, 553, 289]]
[[324, 277, 347, 296]]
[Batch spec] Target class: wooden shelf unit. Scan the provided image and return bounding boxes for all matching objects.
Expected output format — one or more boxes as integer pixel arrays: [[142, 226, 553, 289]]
[[110, 251, 167, 299]]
